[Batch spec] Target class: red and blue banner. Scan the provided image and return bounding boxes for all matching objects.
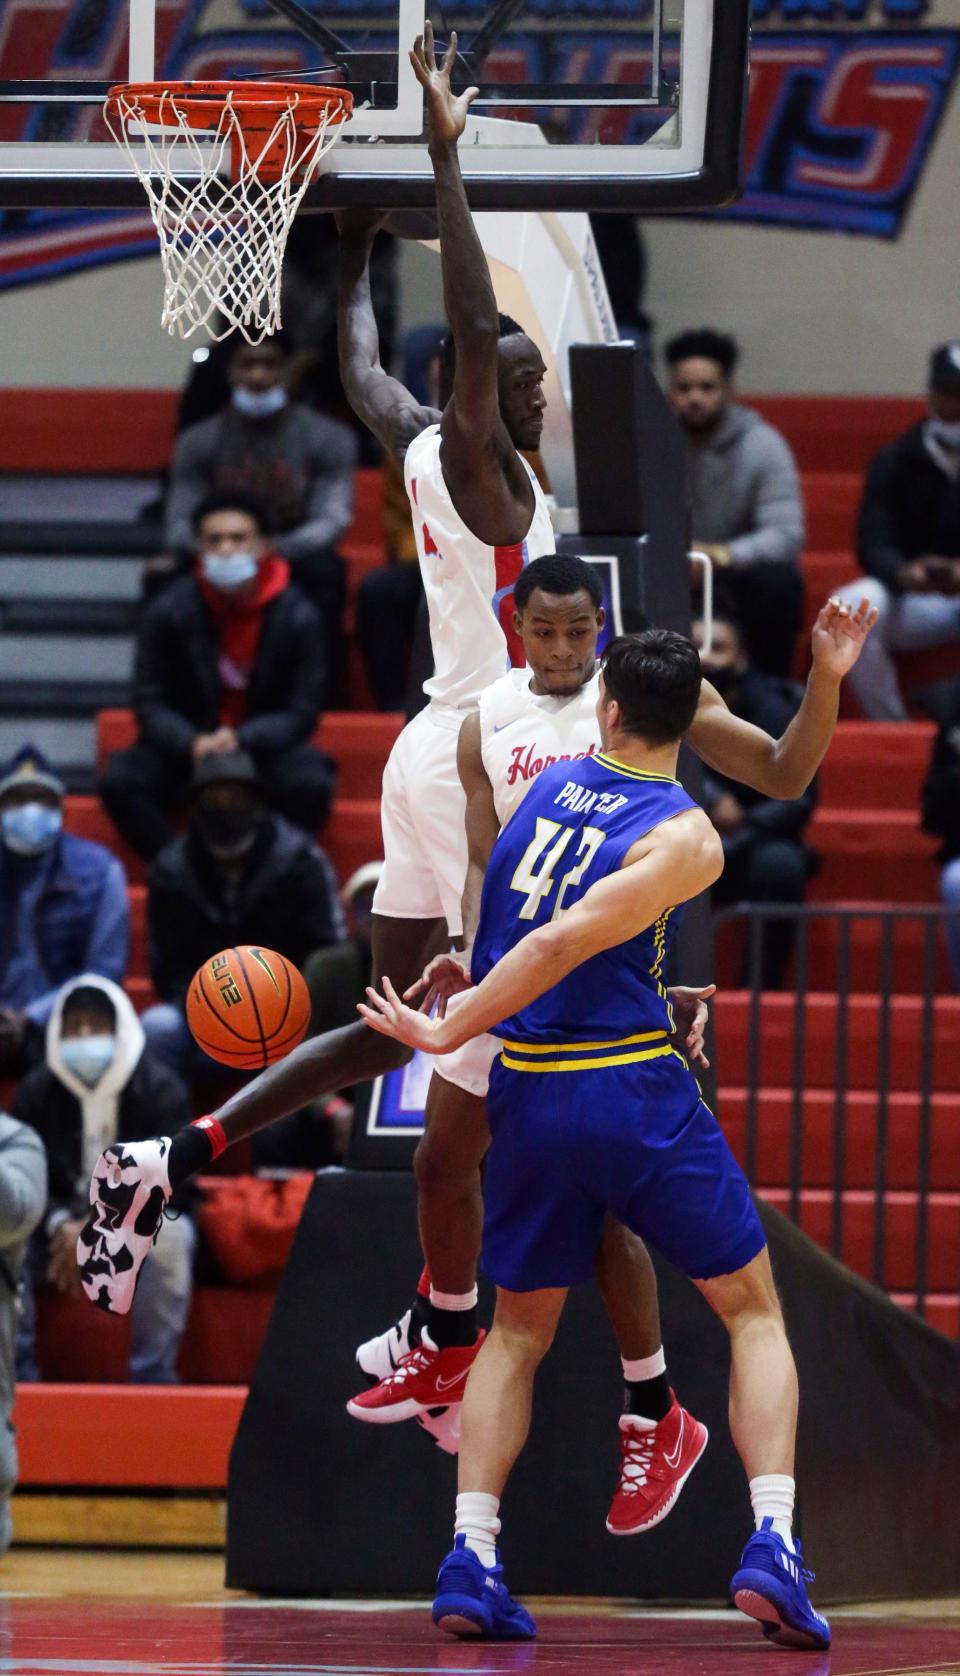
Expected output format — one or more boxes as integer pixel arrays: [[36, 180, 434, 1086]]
[[0, 0, 957, 288]]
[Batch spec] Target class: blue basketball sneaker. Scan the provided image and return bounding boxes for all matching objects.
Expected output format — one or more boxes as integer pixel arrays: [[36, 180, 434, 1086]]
[[731, 1519, 831, 1651], [432, 1534, 536, 1640]]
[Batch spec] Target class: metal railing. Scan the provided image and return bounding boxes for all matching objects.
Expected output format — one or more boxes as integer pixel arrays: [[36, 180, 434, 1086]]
[[713, 903, 959, 1321]]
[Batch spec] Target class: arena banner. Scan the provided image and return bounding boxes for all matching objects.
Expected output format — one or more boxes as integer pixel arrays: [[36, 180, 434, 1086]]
[[1, 0, 958, 287]]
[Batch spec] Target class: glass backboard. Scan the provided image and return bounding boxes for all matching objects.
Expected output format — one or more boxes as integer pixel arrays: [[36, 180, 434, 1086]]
[[0, 0, 750, 209]]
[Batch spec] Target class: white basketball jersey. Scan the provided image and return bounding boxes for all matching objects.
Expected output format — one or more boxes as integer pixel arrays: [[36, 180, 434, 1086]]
[[479, 666, 601, 827], [404, 425, 555, 717]]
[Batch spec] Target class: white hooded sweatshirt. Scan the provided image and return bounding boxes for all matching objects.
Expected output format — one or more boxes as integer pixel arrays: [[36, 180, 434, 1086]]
[[44, 973, 146, 1189]]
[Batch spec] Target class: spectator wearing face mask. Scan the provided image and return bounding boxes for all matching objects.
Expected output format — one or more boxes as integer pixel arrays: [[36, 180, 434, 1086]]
[[834, 343, 960, 720], [100, 492, 334, 862], [666, 328, 806, 679], [0, 748, 129, 1074], [14, 976, 194, 1384], [693, 614, 817, 989], [163, 334, 357, 704], [0, 1110, 46, 1550], [140, 750, 346, 1083]]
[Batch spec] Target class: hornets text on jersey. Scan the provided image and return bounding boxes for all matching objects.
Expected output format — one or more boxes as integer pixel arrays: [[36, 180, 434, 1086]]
[[471, 750, 698, 1051]]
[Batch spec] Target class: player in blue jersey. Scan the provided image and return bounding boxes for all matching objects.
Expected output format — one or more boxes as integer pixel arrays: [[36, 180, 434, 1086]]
[[360, 628, 831, 1653]]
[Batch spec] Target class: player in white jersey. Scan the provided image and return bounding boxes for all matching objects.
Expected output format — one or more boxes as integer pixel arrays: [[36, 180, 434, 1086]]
[[349, 557, 878, 1462]]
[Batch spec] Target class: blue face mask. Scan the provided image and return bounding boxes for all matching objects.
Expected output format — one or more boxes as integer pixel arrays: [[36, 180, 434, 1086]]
[[60, 1034, 115, 1089], [1, 801, 62, 856], [201, 552, 259, 591], [232, 384, 287, 419]]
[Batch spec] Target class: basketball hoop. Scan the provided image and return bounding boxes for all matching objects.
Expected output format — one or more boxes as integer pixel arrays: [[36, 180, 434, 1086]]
[[104, 81, 353, 343]]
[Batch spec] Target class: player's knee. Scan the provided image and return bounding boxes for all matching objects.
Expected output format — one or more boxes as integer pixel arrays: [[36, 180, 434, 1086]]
[[697, 1249, 785, 1333], [414, 1127, 480, 1197]]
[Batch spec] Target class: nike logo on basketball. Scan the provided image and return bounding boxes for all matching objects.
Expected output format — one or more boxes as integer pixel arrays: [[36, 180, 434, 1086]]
[[664, 1414, 684, 1470]]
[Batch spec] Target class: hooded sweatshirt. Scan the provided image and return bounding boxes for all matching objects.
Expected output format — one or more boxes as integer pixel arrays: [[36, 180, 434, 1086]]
[[685, 401, 805, 569], [13, 973, 191, 1234]]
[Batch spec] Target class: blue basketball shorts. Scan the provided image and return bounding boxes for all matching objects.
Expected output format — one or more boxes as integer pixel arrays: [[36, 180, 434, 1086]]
[[481, 1042, 766, 1292]]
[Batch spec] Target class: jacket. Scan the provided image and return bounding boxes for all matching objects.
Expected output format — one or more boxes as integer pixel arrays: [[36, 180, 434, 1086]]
[[13, 974, 191, 1223], [0, 1112, 47, 1512], [921, 681, 960, 863], [702, 671, 817, 843], [133, 574, 325, 766], [164, 402, 357, 558], [0, 834, 129, 1025], [685, 402, 804, 569], [148, 815, 346, 1007], [857, 423, 960, 594]]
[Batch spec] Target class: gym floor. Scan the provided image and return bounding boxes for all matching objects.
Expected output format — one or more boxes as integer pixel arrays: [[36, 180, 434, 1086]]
[[0, 1552, 957, 1675]]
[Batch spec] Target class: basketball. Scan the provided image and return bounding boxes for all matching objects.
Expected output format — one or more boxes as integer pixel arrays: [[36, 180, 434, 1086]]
[[186, 945, 311, 1069]]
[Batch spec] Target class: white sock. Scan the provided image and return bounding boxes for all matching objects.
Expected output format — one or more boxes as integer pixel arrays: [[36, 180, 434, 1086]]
[[430, 1285, 479, 1311], [455, 1491, 500, 1568], [750, 1474, 796, 1552], [621, 1346, 666, 1384]]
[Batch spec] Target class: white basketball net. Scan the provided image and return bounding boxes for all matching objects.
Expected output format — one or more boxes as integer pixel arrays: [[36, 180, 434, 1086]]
[[105, 87, 347, 343]]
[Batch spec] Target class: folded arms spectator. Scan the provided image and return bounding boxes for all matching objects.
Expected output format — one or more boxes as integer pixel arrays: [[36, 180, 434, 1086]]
[[101, 493, 334, 860], [0, 747, 129, 1072], [836, 342, 960, 721], [667, 328, 806, 678]]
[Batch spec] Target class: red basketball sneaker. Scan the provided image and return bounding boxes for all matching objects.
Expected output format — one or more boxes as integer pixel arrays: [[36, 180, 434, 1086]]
[[606, 1394, 708, 1536], [346, 1332, 485, 1424]]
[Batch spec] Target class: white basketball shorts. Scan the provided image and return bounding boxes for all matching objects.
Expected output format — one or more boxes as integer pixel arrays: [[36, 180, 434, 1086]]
[[372, 705, 469, 938], [433, 992, 503, 1098]]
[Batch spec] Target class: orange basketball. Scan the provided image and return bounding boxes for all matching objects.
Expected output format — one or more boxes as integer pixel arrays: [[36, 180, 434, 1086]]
[[186, 946, 310, 1069]]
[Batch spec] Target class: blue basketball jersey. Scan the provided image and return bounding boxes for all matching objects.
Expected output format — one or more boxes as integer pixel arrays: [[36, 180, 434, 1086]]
[[471, 750, 699, 1046]]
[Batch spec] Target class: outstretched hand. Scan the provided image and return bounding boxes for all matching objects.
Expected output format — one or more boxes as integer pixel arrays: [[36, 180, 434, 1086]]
[[410, 21, 478, 147], [810, 594, 878, 678], [358, 977, 447, 1052], [403, 952, 473, 1018]]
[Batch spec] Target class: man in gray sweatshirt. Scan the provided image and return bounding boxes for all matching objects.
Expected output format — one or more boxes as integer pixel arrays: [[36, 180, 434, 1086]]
[[0, 1112, 46, 1551], [666, 328, 806, 677], [164, 335, 358, 705]]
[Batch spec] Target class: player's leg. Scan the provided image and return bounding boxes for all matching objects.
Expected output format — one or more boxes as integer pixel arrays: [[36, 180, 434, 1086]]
[[78, 910, 447, 1315], [617, 1060, 828, 1651], [348, 1067, 490, 1423], [695, 1251, 829, 1651], [432, 1284, 566, 1641], [593, 1217, 709, 1536]]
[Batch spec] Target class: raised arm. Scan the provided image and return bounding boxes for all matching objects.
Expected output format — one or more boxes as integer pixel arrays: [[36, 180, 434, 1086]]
[[360, 808, 723, 1053], [410, 24, 504, 459], [336, 210, 439, 464], [457, 712, 501, 951], [685, 594, 877, 799]]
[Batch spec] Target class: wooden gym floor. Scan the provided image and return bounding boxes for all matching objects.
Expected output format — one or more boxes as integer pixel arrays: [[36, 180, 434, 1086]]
[[0, 1551, 958, 1675]]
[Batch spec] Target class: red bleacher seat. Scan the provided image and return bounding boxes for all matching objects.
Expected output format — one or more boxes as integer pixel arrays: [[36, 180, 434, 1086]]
[[760, 1186, 960, 1294], [723, 1088, 960, 1191], [817, 722, 933, 809], [713, 991, 960, 1093], [808, 809, 939, 901]]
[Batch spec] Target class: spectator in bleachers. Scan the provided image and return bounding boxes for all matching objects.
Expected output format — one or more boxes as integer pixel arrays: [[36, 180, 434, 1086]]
[[0, 748, 129, 1074], [0, 1110, 46, 1550], [694, 613, 817, 988], [920, 677, 960, 986], [667, 328, 806, 679], [101, 492, 334, 861], [14, 975, 194, 1384], [164, 333, 358, 703], [141, 750, 345, 1083], [836, 343, 960, 721]]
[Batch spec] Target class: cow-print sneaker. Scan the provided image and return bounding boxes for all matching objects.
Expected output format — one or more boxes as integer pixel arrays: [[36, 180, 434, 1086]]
[[76, 1137, 172, 1314]]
